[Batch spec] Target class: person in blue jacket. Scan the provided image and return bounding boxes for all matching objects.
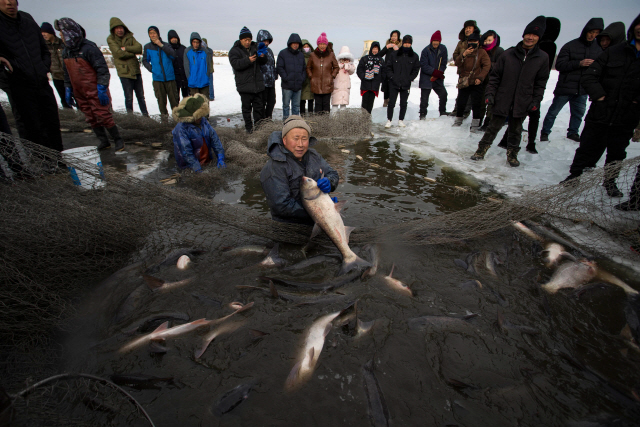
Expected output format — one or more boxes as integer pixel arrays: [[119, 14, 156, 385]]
[[257, 29, 277, 119], [142, 26, 178, 117], [419, 30, 448, 119], [171, 94, 225, 173], [184, 32, 213, 98], [276, 33, 306, 120]]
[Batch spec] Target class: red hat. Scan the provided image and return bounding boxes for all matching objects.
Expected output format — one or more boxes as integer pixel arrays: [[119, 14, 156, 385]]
[[431, 30, 442, 43]]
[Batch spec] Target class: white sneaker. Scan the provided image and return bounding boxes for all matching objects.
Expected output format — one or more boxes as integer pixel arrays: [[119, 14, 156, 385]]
[[385, 120, 392, 128], [398, 120, 406, 127]]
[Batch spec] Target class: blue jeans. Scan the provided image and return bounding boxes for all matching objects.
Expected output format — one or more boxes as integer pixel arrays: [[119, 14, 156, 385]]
[[282, 89, 301, 119], [208, 73, 215, 101], [541, 94, 588, 136]]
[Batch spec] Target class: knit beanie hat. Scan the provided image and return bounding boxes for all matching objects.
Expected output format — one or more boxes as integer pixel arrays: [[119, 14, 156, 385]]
[[523, 16, 547, 38], [41, 22, 55, 35], [282, 115, 311, 137], [317, 32, 328, 45], [402, 35, 413, 45], [430, 31, 442, 43], [240, 26, 252, 40]]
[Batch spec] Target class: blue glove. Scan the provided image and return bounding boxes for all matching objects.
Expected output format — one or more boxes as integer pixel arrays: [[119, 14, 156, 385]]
[[257, 42, 268, 56], [217, 154, 226, 169], [317, 177, 331, 193], [330, 196, 338, 203], [97, 84, 110, 106], [65, 87, 76, 108]]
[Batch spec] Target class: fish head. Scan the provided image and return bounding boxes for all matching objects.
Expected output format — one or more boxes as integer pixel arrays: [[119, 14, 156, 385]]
[[300, 176, 317, 192]]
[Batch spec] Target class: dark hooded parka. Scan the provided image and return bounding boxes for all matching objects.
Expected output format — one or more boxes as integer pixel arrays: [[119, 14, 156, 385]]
[[260, 131, 339, 225], [357, 41, 385, 92], [597, 22, 626, 49], [257, 29, 277, 87], [277, 33, 306, 91], [554, 18, 605, 96], [229, 38, 267, 93], [385, 45, 420, 91], [581, 14, 640, 128], [486, 40, 550, 118], [168, 30, 188, 90], [106, 17, 142, 79], [538, 17, 561, 70]]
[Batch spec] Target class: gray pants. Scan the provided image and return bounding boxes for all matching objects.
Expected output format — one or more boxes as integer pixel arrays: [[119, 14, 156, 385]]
[[152, 80, 178, 116]]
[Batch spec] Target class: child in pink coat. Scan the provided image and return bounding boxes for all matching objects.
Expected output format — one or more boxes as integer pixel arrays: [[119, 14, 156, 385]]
[[331, 46, 355, 108]]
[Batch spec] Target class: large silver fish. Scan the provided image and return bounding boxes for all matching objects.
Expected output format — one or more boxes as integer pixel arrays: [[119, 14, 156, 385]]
[[300, 176, 370, 275], [542, 260, 637, 296]]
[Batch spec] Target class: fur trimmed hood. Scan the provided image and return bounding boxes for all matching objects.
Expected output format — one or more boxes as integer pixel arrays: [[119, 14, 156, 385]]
[[172, 94, 210, 123], [336, 46, 353, 61]]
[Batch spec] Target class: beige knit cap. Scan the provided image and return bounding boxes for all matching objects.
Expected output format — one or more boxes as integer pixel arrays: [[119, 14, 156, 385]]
[[282, 115, 311, 137]]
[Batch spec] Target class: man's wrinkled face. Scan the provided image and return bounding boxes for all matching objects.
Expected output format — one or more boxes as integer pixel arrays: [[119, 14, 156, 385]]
[[240, 38, 251, 49], [431, 41, 440, 48], [192, 39, 200, 50], [291, 42, 299, 50], [465, 26, 475, 37], [283, 128, 310, 160], [115, 26, 125, 37], [586, 29, 601, 42], [148, 29, 159, 42], [523, 33, 540, 48]]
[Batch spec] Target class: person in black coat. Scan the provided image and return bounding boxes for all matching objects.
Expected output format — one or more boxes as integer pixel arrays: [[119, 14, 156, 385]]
[[0, 1, 63, 152], [168, 30, 189, 100], [357, 41, 385, 114], [540, 17, 604, 142], [477, 30, 504, 129], [418, 31, 448, 118], [277, 33, 306, 120], [229, 26, 267, 133], [561, 14, 640, 199], [384, 35, 420, 127], [471, 16, 550, 167], [379, 30, 401, 107]]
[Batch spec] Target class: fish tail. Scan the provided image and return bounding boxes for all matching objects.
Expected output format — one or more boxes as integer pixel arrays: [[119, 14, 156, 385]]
[[338, 254, 371, 276]]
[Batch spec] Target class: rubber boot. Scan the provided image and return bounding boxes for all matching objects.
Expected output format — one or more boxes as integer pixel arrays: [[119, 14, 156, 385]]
[[560, 174, 580, 187], [506, 147, 520, 167], [93, 126, 111, 150], [526, 142, 538, 154], [469, 118, 482, 133], [603, 180, 623, 198], [107, 125, 125, 152], [452, 117, 463, 127], [497, 131, 508, 149], [470, 144, 490, 160]]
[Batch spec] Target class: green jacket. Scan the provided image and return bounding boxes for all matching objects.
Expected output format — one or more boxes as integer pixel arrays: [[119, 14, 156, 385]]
[[301, 39, 314, 100], [45, 36, 65, 80], [106, 17, 142, 79]]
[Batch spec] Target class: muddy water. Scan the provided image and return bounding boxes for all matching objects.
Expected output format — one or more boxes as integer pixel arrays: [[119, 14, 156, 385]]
[[65, 128, 640, 426]]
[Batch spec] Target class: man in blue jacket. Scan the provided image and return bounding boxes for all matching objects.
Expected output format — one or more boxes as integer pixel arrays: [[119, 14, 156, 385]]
[[277, 33, 306, 120], [142, 26, 178, 117], [540, 18, 604, 142], [419, 30, 448, 119], [171, 94, 225, 173], [184, 32, 212, 97]]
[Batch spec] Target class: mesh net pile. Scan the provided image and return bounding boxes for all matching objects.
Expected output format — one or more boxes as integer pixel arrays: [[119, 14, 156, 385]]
[[0, 111, 639, 415]]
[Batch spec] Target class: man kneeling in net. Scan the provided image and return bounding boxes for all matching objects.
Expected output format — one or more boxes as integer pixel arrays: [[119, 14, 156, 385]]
[[260, 115, 339, 224], [171, 93, 225, 173]]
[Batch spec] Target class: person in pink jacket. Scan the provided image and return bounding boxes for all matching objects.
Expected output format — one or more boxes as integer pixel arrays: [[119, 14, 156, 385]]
[[331, 46, 355, 108]]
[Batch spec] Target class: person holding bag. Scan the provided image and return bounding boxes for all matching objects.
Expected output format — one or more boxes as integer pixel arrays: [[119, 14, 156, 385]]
[[452, 31, 490, 129]]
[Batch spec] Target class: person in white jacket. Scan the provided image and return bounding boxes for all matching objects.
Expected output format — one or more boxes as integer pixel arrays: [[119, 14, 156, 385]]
[[331, 46, 355, 108]]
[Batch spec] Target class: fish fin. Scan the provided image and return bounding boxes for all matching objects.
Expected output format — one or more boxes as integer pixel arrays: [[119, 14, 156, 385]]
[[389, 264, 395, 278], [152, 321, 169, 334], [269, 281, 279, 298], [338, 254, 371, 276], [344, 226, 355, 244], [142, 274, 165, 290], [323, 323, 333, 337], [310, 223, 322, 240], [285, 361, 302, 390], [194, 340, 211, 359], [595, 269, 638, 296], [475, 280, 483, 289], [560, 252, 577, 263], [334, 200, 347, 212], [237, 302, 255, 313]]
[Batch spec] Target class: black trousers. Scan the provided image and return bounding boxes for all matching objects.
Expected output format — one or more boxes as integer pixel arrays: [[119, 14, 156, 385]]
[[239, 91, 265, 132], [10, 77, 63, 151], [387, 87, 409, 121], [361, 91, 376, 114], [120, 75, 149, 116], [176, 85, 189, 101], [314, 93, 331, 113], [456, 84, 483, 119], [381, 77, 389, 99], [0, 103, 10, 134], [568, 122, 632, 177], [52, 78, 71, 109], [419, 86, 447, 117], [262, 86, 276, 119], [300, 99, 314, 116], [498, 109, 541, 146], [480, 115, 525, 149]]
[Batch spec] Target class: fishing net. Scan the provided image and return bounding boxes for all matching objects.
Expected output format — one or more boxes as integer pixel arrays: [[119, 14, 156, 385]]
[[0, 110, 639, 418], [6, 373, 154, 426]]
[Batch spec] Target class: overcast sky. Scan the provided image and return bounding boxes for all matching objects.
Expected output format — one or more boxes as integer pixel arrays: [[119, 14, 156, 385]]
[[22, 0, 639, 55]]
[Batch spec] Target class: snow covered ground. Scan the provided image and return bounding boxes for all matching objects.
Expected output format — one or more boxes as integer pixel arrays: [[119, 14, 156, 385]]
[[3, 56, 640, 198]]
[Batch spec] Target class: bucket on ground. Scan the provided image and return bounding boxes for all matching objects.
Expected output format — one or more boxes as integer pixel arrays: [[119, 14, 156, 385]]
[[61, 146, 106, 189]]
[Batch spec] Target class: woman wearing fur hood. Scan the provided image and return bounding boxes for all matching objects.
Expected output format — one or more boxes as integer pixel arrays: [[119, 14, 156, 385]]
[[332, 46, 355, 107]]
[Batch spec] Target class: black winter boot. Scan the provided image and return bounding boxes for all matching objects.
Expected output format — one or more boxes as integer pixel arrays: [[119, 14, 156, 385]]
[[506, 148, 520, 167], [603, 180, 624, 198], [526, 142, 538, 154], [107, 126, 125, 152], [93, 127, 111, 150], [470, 144, 490, 160]]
